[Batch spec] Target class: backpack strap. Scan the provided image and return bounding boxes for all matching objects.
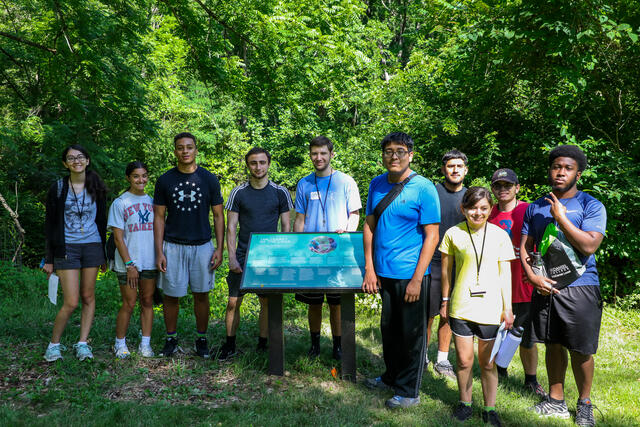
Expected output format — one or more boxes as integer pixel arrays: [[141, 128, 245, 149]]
[[373, 173, 417, 223]]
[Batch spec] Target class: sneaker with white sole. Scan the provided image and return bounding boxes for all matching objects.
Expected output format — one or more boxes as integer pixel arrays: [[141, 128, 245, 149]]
[[44, 344, 67, 362], [138, 343, 155, 357], [575, 398, 598, 427], [113, 344, 130, 359], [73, 343, 94, 361], [531, 396, 570, 419], [385, 395, 420, 409], [434, 360, 456, 379]]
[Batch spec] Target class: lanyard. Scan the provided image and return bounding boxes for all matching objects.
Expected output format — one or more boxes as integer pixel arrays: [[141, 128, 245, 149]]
[[465, 220, 487, 285], [70, 179, 86, 234], [314, 168, 333, 229]]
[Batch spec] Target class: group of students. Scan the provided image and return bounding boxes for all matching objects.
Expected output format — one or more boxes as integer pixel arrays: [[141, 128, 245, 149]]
[[42, 132, 605, 427]]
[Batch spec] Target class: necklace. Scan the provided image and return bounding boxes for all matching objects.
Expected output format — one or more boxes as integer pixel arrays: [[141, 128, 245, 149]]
[[314, 168, 333, 230], [70, 179, 86, 234], [465, 220, 487, 287]]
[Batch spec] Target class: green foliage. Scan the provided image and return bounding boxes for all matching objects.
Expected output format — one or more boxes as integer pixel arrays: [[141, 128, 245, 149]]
[[1, 0, 639, 299]]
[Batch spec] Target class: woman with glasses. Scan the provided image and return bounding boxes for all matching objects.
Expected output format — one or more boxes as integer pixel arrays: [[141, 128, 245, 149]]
[[439, 187, 515, 427], [43, 145, 108, 362]]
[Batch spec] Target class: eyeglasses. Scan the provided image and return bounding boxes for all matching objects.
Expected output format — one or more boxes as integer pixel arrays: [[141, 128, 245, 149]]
[[382, 149, 410, 159], [66, 155, 87, 163], [492, 182, 515, 190]]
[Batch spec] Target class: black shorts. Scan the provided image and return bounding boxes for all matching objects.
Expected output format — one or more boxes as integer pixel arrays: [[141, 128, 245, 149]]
[[428, 262, 442, 318], [227, 270, 267, 298], [530, 285, 603, 355], [116, 270, 158, 285], [449, 317, 500, 341], [295, 293, 341, 306], [512, 302, 535, 348], [54, 242, 105, 270]]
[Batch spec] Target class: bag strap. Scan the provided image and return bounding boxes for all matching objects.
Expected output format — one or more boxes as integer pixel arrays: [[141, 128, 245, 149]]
[[373, 173, 417, 223]]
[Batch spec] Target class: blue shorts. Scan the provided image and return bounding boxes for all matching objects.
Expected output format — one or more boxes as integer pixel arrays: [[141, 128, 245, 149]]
[[54, 243, 105, 270], [158, 241, 215, 297]]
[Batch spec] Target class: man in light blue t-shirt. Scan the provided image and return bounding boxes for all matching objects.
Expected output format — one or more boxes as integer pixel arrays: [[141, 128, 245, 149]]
[[294, 136, 361, 360], [362, 132, 440, 409]]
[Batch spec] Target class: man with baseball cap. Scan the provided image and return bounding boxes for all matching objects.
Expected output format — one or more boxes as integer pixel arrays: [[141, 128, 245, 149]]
[[488, 168, 546, 398]]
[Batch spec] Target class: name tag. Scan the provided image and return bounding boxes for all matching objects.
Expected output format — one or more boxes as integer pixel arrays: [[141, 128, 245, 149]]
[[310, 191, 320, 200]]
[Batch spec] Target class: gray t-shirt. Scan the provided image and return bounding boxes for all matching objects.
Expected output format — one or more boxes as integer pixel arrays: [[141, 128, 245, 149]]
[[431, 183, 467, 263], [64, 188, 101, 244]]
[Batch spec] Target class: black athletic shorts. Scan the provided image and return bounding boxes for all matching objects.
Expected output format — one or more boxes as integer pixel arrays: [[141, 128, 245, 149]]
[[227, 270, 266, 298], [449, 317, 500, 341], [295, 293, 341, 306], [530, 285, 603, 355], [512, 302, 535, 348], [428, 261, 443, 318]]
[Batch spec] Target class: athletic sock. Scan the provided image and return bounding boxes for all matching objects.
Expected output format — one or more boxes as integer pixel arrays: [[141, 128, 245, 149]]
[[484, 406, 496, 412], [115, 337, 126, 348], [437, 351, 449, 363], [77, 341, 87, 346], [196, 330, 207, 338], [166, 331, 177, 339], [226, 335, 236, 350], [578, 397, 591, 405], [140, 336, 151, 346], [524, 374, 537, 384], [549, 396, 565, 404], [48, 342, 59, 350], [461, 401, 472, 406], [332, 335, 341, 349], [310, 331, 320, 347], [497, 366, 508, 377]]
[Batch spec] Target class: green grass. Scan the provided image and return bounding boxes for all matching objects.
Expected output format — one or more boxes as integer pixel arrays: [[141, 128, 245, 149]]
[[0, 262, 638, 426]]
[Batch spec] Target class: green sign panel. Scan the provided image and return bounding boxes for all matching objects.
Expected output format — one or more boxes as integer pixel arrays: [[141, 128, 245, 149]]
[[240, 232, 365, 293]]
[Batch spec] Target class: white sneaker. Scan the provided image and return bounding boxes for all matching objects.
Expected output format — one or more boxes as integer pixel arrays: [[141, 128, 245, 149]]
[[138, 343, 155, 357], [113, 343, 130, 359]]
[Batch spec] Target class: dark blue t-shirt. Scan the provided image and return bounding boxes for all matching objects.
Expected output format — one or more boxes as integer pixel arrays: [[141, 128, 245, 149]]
[[366, 173, 441, 279], [226, 181, 293, 263], [154, 167, 223, 245], [522, 191, 606, 287]]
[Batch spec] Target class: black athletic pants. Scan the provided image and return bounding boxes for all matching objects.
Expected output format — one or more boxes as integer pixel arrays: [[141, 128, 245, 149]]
[[380, 275, 429, 398]]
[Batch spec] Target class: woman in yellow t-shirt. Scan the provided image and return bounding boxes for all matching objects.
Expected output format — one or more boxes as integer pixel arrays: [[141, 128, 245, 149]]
[[439, 186, 515, 426]]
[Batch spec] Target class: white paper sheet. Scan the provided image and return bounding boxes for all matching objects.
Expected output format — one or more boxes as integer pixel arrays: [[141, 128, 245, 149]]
[[48, 273, 59, 305]]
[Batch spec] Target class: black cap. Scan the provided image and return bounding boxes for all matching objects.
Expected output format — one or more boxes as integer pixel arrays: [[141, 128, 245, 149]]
[[491, 168, 518, 185]]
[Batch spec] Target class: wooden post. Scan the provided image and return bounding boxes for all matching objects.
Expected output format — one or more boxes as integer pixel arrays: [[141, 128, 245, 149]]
[[268, 293, 284, 376]]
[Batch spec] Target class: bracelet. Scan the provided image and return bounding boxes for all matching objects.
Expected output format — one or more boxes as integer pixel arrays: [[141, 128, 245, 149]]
[[125, 260, 134, 266], [442, 297, 450, 301]]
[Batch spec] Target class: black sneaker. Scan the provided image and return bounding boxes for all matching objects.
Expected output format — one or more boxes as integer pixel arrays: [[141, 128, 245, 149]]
[[195, 337, 210, 359], [452, 402, 473, 421], [212, 343, 238, 361], [524, 381, 547, 399], [160, 337, 178, 357], [332, 344, 342, 361], [307, 343, 320, 358], [482, 410, 503, 426], [575, 399, 597, 427]]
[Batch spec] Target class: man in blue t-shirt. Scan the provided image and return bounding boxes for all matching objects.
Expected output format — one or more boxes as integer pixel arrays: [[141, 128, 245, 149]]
[[521, 145, 606, 425], [154, 132, 225, 359], [363, 132, 440, 409], [294, 136, 362, 360]]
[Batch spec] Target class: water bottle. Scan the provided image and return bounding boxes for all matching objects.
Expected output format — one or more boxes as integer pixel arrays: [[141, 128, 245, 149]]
[[530, 251, 547, 278], [495, 326, 524, 369]]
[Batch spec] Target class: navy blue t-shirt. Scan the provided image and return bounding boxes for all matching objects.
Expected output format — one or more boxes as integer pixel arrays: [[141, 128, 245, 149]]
[[226, 181, 293, 263], [154, 167, 223, 245], [522, 191, 606, 287]]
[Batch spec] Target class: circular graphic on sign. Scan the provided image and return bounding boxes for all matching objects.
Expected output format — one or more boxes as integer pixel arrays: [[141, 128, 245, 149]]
[[309, 236, 337, 254]]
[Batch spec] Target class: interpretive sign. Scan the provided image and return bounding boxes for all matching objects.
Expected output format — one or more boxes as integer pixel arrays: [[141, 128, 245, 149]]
[[240, 232, 365, 292]]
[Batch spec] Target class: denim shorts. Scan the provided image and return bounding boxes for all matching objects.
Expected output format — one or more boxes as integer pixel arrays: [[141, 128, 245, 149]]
[[158, 241, 215, 297], [116, 270, 158, 285], [54, 243, 105, 270]]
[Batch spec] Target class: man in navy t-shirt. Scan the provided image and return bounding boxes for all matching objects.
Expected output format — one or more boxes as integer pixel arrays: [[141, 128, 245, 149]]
[[212, 147, 293, 360], [521, 145, 606, 425], [154, 132, 225, 358], [363, 132, 440, 409]]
